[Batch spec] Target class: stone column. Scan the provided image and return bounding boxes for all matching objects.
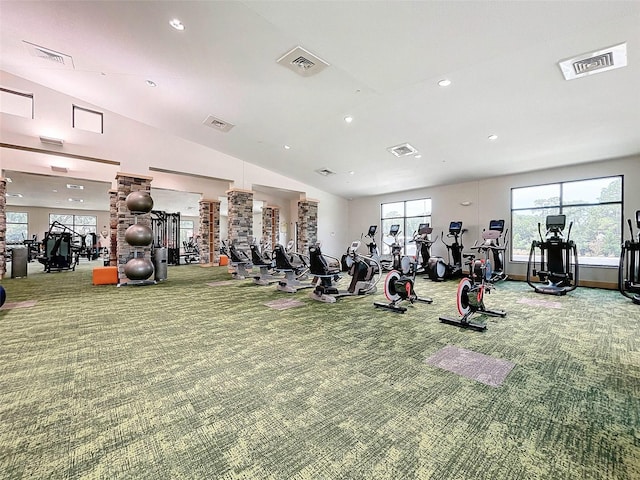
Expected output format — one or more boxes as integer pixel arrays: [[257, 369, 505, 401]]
[[198, 199, 220, 265], [109, 189, 118, 267], [297, 199, 318, 254], [116, 173, 153, 283], [0, 178, 6, 278], [227, 189, 253, 249], [262, 206, 279, 248]]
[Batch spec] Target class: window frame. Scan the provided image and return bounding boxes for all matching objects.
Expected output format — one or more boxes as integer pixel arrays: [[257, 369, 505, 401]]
[[380, 198, 432, 256], [510, 175, 623, 267], [6, 211, 29, 244]]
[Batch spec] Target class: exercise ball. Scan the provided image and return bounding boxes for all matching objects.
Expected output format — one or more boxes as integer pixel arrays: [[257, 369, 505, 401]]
[[125, 223, 153, 246], [126, 191, 154, 213], [124, 257, 154, 281], [0, 285, 6, 307]]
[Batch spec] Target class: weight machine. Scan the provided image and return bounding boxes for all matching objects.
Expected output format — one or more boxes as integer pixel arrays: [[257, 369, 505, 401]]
[[151, 210, 181, 265]]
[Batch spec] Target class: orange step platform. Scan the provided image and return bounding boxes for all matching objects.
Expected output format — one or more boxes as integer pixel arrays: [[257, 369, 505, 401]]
[[92, 266, 119, 285]]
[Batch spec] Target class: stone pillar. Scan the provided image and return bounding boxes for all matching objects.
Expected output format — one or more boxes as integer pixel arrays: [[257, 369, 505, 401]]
[[109, 190, 118, 267], [199, 199, 220, 265], [116, 173, 153, 283], [262, 206, 279, 248], [227, 189, 253, 249], [0, 178, 6, 278], [297, 199, 318, 254]]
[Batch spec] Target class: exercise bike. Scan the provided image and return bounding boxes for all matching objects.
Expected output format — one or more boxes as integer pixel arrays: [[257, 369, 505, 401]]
[[619, 209, 640, 305], [439, 229, 507, 331], [426, 221, 465, 281], [526, 214, 578, 295], [374, 225, 433, 313], [309, 240, 380, 303]]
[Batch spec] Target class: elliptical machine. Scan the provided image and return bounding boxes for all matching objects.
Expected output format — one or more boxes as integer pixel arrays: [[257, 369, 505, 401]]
[[526, 214, 578, 295], [380, 224, 403, 272], [439, 229, 507, 331], [482, 219, 509, 282], [414, 223, 438, 275], [426, 221, 465, 281], [619, 210, 640, 305], [374, 224, 433, 313]]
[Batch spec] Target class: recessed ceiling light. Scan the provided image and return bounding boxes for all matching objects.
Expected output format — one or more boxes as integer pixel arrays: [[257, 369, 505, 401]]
[[344, 115, 353, 123], [349, 171, 355, 175], [5, 177, 12, 183], [66, 184, 84, 190], [415, 154, 422, 159], [5, 193, 23, 198], [169, 19, 185, 31], [52, 189, 58, 193], [284, 145, 291, 150], [488, 134, 498, 141], [68, 198, 84, 203], [438, 79, 452, 87], [146, 80, 157, 87]]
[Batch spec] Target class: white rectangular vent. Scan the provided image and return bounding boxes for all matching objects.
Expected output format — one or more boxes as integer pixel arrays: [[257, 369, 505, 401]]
[[559, 43, 627, 80], [66, 184, 84, 190], [277, 46, 329, 77], [23, 41, 75, 69], [316, 168, 336, 177], [203, 115, 235, 132], [387, 143, 418, 157]]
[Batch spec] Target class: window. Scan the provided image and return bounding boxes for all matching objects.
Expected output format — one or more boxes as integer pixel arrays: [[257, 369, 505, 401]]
[[381, 198, 432, 256], [6, 212, 29, 244], [180, 220, 194, 246], [511, 176, 623, 266], [49, 214, 97, 237], [73, 105, 103, 133]]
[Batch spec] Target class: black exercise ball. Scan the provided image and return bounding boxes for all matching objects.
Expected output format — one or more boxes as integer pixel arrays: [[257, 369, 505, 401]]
[[124, 257, 154, 281], [125, 191, 154, 213], [0, 285, 6, 307], [124, 224, 153, 246]]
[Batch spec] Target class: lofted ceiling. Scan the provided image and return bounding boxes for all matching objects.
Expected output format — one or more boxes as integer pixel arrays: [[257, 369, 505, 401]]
[[1, 0, 639, 203]]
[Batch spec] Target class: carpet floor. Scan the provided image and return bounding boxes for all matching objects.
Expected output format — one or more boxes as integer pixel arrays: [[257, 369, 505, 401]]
[[0, 260, 638, 479]]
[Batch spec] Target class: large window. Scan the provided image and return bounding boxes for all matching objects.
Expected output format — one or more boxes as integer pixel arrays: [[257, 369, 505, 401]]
[[381, 198, 432, 256], [511, 176, 622, 266], [6, 212, 29, 243], [49, 214, 97, 236]]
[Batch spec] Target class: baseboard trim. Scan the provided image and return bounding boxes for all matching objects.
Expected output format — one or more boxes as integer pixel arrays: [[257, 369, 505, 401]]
[[507, 274, 616, 290]]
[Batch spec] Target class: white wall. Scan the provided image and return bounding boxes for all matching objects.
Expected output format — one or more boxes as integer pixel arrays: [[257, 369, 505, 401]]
[[0, 70, 350, 256], [348, 154, 640, 285]]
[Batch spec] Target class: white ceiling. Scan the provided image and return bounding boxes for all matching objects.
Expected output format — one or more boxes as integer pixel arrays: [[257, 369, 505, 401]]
[[1, 1, 639, 203]]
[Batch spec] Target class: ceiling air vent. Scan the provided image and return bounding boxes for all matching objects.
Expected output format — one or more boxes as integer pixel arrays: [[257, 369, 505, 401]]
[[277, 46, 329, 77], [23, 41, 75, 69], [558, 43, 627, 80], [315, 168, 336, 177], [203, 115, 235, 132], [387, 143, 418, 157]]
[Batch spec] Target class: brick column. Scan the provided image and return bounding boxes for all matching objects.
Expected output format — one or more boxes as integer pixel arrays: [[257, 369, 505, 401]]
[[227, 189, 253, 249], [297, 199, 318, 254], [116, 173, 153, 283], [109, 189, 118, 267], [262, 206, 279, 248], [0, 178, 6, 278], [199, 199, 220, 265]]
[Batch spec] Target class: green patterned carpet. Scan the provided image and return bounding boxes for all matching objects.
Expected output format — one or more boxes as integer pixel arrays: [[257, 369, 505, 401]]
[[0, 261, 638, 479]]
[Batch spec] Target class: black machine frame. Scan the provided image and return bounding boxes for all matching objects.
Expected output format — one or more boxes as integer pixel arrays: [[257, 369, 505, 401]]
[[619, 210, 640, 305], [526, 214, 579, 295], [151, 210, 181, 265]]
